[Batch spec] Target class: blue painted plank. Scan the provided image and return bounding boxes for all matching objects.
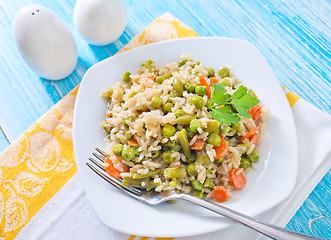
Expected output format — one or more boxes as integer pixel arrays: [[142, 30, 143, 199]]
[[287, 170, 331, 238]]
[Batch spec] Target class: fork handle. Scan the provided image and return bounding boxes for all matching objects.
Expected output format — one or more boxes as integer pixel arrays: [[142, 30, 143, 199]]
[[180, 194, 323, 240]]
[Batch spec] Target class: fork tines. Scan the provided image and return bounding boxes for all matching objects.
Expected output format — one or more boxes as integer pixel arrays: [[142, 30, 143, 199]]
[[86, 148, 141, 196]]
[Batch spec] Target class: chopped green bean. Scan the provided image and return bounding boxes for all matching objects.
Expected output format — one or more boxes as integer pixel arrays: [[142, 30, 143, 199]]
[[196, 151, 210, 166], [163, 140, 176, 147], [173, 78, 184, 96], [238, 142, 250, 155], [122, 71, 131, 83], [162, 124, 176, 138], [177, 115, 195, 125], [122, 177, 159, 190], [164, 166, 186, 178], [125, 130, 133, 140], [214, 157, 224, 164], [247, 149, 260, 162], [191, 179, 203, 190], [186, 152, 197, 164], [193, 190, 204, 198], [185, 126, 195, 137], [204, 177, 215, 189], [221, 125, 236, 136], [218, 67, 230, 78], [178, 59, 188, 67], [190, 119, 203, 133], [112, 144, 123, 156], [187, 163, 198, 176], [155, 72, 173, 84], [141, 60, 154, 71], [104, 90, 113, 98], [232, 123, 242, 132], [132, 169, 161, 179], [178, 129, 192, 158]]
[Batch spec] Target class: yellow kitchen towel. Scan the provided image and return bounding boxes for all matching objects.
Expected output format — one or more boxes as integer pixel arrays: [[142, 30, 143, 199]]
[[0, 12, 299, 239]]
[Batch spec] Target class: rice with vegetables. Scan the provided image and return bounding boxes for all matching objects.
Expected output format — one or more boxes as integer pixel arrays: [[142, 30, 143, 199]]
[[100, 55, 267, 202]]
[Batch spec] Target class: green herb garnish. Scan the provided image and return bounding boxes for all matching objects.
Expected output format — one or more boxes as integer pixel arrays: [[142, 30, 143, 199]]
[[208, 84, 259, 125]]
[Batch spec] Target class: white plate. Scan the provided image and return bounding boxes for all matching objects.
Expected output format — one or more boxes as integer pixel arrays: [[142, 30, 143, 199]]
[[73, 37, 298, 237]]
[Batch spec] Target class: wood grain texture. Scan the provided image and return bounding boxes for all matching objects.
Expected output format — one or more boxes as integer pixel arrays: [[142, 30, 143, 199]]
[[0, 0, 330, 238]]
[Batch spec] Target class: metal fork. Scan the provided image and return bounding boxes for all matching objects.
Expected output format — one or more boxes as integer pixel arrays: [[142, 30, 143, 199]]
[[87, 148, 322, 240]]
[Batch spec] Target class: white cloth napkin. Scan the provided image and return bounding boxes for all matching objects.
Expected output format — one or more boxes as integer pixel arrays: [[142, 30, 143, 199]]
[[15, 97, 331, 240]]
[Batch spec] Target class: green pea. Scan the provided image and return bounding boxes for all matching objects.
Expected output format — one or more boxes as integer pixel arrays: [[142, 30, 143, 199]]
[[240, 157, 250, 170], [232, 123, 242, 132], [112, 144, 124, 156], [220, 78, 231, 87], [239, 142, 250, 155], [125, 130, 133, 140], [162, 102, 173, 113], [132, 146, 141, 156], [170, 143, 182, 152], [184, 82, 196, 93], [174, 109, 186, 118], [214, 157, 224, 164], [191, 179, 203, 191], [187, 163, 197, 176], [162, 124, 176, 138], [207, 120, 221, 133], [190, 119, 203, 133], [141, 60, 154, 71], [123, 117, 134, 128], [207, 133, 221, 147], [193, 190, 204, 198], [218, 67, 230, 78], [151, 150, 161, 158], [122, 148, 135, 161], [173, 78, 184, 96], [247, 149, 260, 162], [178, 58, 188, 67], [221, 125, 236, 136], [162, 151, 175, 164], [195, 85, 207, 96], [177, 115, 196, 125], [122, 71, 131, 83], [151, 95, 163, 108], [189, 96, 204, 109], [186, 152, 196, 164], [163, 140, 176, 147], [164, 166, 186, 178], [206, 67, 215, 77]]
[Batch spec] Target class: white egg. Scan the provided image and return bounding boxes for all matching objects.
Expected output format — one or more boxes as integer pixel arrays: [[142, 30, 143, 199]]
[[73, 0, 126, 46], [14, 4, 77, 80]]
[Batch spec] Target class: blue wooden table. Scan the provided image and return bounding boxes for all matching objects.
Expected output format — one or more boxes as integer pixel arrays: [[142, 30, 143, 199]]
[[0, 0, 330, 238]]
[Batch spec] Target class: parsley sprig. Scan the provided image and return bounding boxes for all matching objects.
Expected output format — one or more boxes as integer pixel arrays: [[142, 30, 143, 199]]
[[208, 84, 259, 125]]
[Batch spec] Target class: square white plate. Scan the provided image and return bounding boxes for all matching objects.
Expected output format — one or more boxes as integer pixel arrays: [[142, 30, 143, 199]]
[[73, 37, 298, 237]]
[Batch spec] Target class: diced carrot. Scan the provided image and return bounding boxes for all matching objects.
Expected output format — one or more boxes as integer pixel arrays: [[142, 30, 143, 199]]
[[229, 168, 246, 190], [248, 105, 262, 121], [214, 135, 228, 159], [210, 77, 219, 84], [199, 76, 211, 98], [250, 134, 260, 147], [104, 156, 128, 178], [213, 186, 229, 202], [148, 75, 156, 81], [240, 127, 260, 143], [191, 138, 205, 150], [106, 111, 112, 117], [128, 139, 140, 147]]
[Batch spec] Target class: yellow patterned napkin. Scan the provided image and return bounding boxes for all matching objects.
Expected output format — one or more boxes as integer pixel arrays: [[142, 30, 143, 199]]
[[0, 12, 303, 240]]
